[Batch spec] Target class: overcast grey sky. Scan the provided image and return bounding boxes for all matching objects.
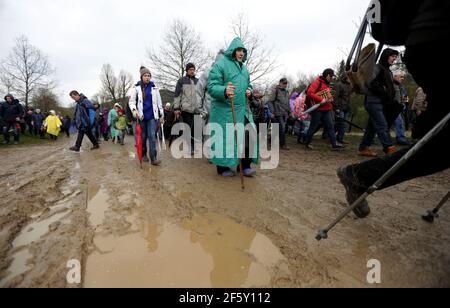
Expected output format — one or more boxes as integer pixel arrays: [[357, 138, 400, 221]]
[[0, 0, 370, 106]]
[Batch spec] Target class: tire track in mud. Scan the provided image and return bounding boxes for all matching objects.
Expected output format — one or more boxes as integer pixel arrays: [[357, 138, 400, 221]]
[[0, 140, 91, 287]]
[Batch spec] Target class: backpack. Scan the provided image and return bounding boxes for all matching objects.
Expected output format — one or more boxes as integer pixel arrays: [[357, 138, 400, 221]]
[[304, 79, 323, 109], [88, 109, 96, 127], [293, 94, 305, 118], [346, 43, 378, 95]]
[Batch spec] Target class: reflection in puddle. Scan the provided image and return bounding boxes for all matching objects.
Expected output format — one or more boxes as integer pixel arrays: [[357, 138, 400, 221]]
[[0, 249, 33, 287], [84, 213, 285, 288], [87, 187, 110, 227], [12, 211, 68, 248]]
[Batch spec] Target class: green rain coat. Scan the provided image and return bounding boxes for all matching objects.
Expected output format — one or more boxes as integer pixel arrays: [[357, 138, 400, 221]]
[[208, 37, 259, 168], [108, 108, 120, 138]]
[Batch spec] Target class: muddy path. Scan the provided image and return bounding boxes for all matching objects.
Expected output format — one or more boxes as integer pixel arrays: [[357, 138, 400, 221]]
[[1, 135, 449, 288]]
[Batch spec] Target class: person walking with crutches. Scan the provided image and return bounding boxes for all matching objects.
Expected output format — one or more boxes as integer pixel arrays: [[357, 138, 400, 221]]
[[207, 37, 259, 181], [317, 0, 450, 240]]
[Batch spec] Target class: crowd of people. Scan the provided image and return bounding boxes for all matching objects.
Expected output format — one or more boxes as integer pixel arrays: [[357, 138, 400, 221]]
[[2, 1, 447, 222], [0, 94, 73, 144]]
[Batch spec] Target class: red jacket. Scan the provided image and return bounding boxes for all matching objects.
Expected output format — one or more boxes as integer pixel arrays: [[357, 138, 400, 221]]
[[307, 77, 333, 111]]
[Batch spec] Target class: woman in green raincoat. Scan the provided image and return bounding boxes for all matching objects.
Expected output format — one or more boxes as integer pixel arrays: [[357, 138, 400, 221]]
[[208, 37, 259, 177], [108, 103, 121, 142]]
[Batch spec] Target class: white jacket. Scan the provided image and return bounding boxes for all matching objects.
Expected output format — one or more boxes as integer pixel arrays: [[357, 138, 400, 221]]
[[129, 82, 164, 121]]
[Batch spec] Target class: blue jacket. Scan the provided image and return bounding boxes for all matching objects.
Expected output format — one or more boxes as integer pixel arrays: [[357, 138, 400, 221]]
[[32, 113, 45, 127], [74, 94, 94, 130]]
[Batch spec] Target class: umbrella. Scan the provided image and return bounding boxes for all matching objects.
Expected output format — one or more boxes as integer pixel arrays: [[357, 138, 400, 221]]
[[135, 120, 143, 169]]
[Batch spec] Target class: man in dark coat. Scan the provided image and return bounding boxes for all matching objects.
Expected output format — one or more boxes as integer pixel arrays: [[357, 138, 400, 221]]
[[1, 94, 24, 144]]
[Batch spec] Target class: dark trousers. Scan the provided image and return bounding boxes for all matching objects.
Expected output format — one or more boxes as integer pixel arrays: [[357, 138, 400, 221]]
[[273, 116, 287, 147], [2, 122, 20, 142], [26, 122, 33, 135], [181, 111, 195, 152], [34, 125, 46, 138], [305, 110, 337, 146], [75, 128, 98, 149], [351, 42, 450, 190], [335, 111, 349, 143], [359, 102, 395, 152]]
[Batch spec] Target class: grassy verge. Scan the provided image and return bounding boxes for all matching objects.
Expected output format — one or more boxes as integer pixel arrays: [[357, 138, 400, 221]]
[[0, 133, 50, 149]]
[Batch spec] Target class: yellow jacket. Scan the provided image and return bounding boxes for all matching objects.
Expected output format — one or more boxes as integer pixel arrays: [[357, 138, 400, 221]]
[[45, 115, 62, 136]]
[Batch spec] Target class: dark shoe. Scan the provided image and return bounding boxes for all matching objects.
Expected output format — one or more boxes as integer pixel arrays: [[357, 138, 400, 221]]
[[305, 144, 314, 151], [69, 146, 80, 152], [339, 140, 351, 145], [2, 140, 9, 145], [337, 166, 371, 219], [143, 156, 150, 163], [91, 144, 100, 150], [151, 160, 162, 166], [332, 144, 345, 151], [281, 145, 290, 151]]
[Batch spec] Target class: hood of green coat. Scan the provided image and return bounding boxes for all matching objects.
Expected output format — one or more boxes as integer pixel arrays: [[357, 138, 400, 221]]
[[224, 37, 248, 63]]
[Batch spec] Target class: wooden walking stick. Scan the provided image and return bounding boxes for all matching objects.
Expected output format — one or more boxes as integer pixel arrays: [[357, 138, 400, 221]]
[[229, 83, 245, 190]]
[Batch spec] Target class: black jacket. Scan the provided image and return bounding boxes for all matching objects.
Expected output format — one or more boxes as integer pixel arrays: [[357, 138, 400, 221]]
[[367, 48, 397, 105], [0, 98, 25, 123], [333, 81, 351, 112]]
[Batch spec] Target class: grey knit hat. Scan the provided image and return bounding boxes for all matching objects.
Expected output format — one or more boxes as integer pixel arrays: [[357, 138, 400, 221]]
[[140, 66, 151, 78]]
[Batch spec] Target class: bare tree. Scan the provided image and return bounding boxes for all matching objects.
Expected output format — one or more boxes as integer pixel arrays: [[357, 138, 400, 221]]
[[228, 13, 279, 86], [100, 63, 118, 102], [147, 19, 210, 89], [0, 75, 14, 94], [117, 70, 133, 100], [0, 35, 55, 106]]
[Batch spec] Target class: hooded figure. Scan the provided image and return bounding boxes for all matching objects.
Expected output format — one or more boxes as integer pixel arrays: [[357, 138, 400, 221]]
[[367, 48, 399, 106], [108, 104, 120, 139], [359, 48, 399, 156], [44, 110, 62, 137], [208, 37, 259, 171], [1, 94, 24, 123]]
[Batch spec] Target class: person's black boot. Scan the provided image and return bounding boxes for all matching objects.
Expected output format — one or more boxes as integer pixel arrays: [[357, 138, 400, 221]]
[[337, 166, 371, 219], [69, 146, 80, 152], [91, 144, 100, 150]]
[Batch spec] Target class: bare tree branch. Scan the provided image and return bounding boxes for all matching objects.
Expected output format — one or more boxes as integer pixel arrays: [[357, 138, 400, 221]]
[[117, 70, 133, 100], [0, 35, 55, 106], [228, 13, 279, 86], [100, 63, 118, 102], [147, 19, 210, 90]]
